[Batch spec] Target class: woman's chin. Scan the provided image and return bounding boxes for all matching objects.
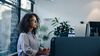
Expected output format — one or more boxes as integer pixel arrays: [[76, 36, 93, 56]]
[[33, 26, 37, 29]]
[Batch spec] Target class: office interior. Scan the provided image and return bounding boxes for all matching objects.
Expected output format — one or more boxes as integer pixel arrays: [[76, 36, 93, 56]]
[[0, 0, 100, 56]]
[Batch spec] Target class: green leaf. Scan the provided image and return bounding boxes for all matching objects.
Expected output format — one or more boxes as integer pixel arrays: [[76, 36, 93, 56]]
[[51, 22, 56, 25], [55, 17, 59, 23], [52, 20, 56, 22]]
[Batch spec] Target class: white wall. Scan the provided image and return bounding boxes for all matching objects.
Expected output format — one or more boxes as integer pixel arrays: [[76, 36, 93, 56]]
[[34, 0, 100, 37]]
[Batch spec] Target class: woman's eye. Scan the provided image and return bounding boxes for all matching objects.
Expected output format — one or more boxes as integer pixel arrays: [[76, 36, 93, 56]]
[[35, 21, 37, 23], [30, 20, 37, 23]]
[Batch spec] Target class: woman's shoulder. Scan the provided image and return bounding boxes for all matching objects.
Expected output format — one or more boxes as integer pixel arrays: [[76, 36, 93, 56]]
[[19, 33, 28, 38], [20, 33, 27, 35]]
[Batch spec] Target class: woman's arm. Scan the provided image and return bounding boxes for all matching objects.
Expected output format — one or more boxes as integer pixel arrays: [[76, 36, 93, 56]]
[[20, 33, 38, 56]]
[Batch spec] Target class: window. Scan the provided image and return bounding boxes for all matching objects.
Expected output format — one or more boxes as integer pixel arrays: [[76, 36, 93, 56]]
[[20, 10, 28, 20], [0, 3, 12, 54], [0, 0, 33, 55], [21, 0, 31, 10], [6, 0, 18, 4]]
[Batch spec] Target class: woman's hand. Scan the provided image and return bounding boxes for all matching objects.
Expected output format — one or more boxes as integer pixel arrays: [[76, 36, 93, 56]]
[[36, 48, 50, 56], [42, 48, 50, 55]]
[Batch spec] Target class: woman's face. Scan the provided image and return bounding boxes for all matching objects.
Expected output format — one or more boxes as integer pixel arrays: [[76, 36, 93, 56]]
[[29, 15, 38, 29]]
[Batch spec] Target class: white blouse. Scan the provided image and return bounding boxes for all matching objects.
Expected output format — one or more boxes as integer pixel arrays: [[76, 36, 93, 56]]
[[17, 32, 40, 56]]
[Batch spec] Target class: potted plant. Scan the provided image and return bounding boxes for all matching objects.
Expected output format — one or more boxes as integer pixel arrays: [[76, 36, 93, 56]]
[[52, 17, 70, 37]]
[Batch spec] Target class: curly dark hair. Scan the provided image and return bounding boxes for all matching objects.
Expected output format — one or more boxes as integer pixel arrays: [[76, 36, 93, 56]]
[[19, 13, 40, 35]]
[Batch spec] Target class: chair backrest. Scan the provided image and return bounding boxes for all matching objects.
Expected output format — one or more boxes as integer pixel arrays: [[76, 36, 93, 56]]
[[49, 37, 100, 56]]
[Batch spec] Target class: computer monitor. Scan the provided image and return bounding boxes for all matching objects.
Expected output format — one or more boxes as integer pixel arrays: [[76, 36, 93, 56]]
[[49, 37, 100, 56]]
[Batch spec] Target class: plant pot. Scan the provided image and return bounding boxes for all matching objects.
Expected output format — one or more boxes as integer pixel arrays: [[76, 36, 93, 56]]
[[60, 32, 68, 37]]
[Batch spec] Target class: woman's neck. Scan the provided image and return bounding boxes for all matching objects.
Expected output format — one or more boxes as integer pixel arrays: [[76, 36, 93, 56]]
[[29, 28, 33, 32]]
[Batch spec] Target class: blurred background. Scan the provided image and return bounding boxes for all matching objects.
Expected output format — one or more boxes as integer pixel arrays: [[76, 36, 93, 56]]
[[0, 0, 100, 56]]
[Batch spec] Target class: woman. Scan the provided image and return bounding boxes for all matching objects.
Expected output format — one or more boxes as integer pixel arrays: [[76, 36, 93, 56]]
[[17, 13, 49, 56]]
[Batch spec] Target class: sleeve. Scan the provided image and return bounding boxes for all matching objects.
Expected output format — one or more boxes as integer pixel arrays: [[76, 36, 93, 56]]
[[20, 33, 38, 56]]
